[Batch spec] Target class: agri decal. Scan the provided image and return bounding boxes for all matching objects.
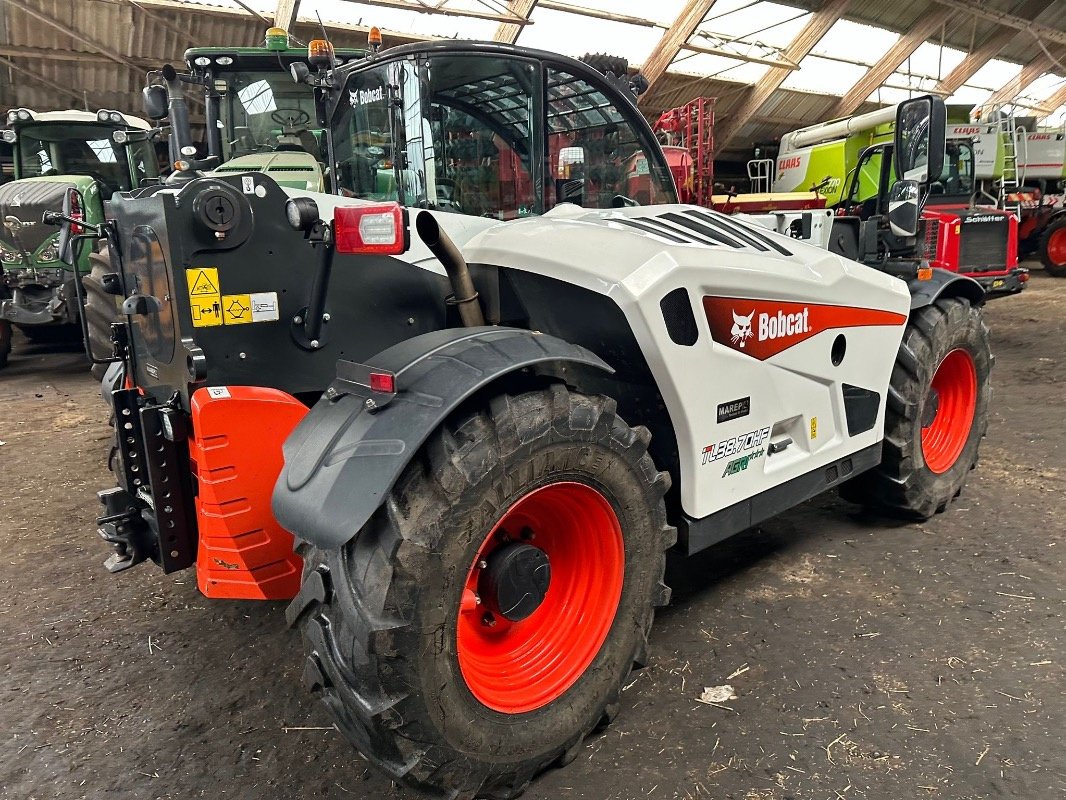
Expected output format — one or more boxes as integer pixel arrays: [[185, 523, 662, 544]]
[[722, 447, 766, 477]]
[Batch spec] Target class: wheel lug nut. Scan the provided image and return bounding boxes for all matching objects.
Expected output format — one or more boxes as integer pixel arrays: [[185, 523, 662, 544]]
[[482, 612, 496, 627], [478, 559, 488, 569]]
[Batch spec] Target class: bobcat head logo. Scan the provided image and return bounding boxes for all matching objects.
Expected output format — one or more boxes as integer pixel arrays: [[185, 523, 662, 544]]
[[731, 310, 754, 348], [349, 90, 359, 108]]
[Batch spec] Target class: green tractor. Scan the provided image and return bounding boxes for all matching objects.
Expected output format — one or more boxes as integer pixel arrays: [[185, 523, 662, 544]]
[[0, 108, 158, 368], [82, 29, 366, 377]]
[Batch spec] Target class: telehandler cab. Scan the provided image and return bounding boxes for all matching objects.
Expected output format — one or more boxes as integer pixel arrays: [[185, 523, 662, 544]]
[[57, 39, 992, 799]]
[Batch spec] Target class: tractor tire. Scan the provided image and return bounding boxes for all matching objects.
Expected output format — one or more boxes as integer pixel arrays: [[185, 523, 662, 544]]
[[84, 245, 122, 380], [288, 385, 674, 799], [841, 296, 991, 519], [0, 320, 11, 369], [580, 52, 629, 78], [1039, 217, 1066, 277], [16, 323, 80, 343]]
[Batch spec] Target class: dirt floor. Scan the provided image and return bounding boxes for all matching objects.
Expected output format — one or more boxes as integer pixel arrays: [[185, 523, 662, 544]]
[[1, 267, 1063, 800]]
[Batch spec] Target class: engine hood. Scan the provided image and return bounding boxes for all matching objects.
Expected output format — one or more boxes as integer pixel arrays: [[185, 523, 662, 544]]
[[213, 151, 324, 192], [461, 203, 909, 309], [0, 177, 80, 256]]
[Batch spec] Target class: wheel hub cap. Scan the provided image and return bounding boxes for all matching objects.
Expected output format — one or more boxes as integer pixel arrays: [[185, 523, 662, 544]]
[[480, 542, 551, 621]]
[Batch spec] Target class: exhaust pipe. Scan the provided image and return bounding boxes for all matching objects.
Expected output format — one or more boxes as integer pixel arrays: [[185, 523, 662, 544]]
[[415, 211, 486, 328]]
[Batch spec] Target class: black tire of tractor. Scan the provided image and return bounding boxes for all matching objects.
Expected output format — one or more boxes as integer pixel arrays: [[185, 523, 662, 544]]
[[841, 296, 992, 519], [288, 384, 675, 799], [84, 245, 122, 380], [16, 323, 80, 343], [0, 320, 11, 369], [580, 53, 630, 78], [1038, 217, 1066, 277]]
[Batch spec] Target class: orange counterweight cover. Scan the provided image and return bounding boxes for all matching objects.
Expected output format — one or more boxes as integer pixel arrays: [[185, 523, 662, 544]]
[[189, 386, 308, 599]]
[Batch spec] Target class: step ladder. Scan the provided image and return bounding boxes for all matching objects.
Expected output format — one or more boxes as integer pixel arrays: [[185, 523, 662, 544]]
[[980, 103, 1022, 220], [747, 158, 774, 193]]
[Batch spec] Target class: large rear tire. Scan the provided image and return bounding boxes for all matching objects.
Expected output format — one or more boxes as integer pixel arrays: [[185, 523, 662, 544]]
[[842, 296, 992, 519], [84, 245, 122, 380], [288, 385, 674, 798], [1039, 217, 1066, 277]]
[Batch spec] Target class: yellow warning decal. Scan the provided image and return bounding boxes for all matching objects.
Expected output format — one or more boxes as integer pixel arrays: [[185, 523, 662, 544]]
[[187, 268, 222, 328], [222, 294, 253, 325], [190, 296, 223, 327], [188, 267, 220, 297], [810, 416, 818, 440]]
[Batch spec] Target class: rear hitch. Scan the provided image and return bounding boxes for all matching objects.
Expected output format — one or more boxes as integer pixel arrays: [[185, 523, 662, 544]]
[[96, 487, 152, 573]]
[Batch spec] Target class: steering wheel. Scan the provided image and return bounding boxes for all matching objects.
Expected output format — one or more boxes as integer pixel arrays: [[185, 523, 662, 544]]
[[271, 108, 311, 129]]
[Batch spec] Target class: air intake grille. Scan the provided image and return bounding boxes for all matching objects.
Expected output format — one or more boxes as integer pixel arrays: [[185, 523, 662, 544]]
[[616, 209, 792, 255], [958, 221, 1009, 271]]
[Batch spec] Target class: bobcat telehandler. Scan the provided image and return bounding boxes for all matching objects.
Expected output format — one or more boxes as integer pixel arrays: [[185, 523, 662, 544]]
[[0, 108, 157, 368], [51, 39, 992, 799]]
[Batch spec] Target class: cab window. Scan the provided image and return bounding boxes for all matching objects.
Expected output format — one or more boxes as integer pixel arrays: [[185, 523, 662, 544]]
[[419, 55, 538, 219], [545, 69, 674, 208], [333, 64, 404, 200]]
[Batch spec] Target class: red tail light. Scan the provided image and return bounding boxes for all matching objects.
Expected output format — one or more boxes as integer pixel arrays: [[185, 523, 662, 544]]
[[69, 190, 84, 235], [369, 371, 395, 393], [334, 203, 408, 255]]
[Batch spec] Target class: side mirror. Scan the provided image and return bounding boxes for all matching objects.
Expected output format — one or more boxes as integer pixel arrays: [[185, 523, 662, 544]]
[[887, 180, 920, 238], [894, 95, 945, 186], [142, 84, 168, 121], [55, 187, 82, 267]]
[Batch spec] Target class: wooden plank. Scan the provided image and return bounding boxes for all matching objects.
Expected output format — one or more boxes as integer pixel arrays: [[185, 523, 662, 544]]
[[1038, 83, 1066, 119], [716, 0, 850, 150], [932, 0, 1066, 48], [933, 0, 1047, 96], [493, 0, 538, 44], [639, 0, 719, 93], [275, 0, 301, 31], [0, 44, 113, 62], [831, 6, 952, 118], [982, 52, 1056, 109]]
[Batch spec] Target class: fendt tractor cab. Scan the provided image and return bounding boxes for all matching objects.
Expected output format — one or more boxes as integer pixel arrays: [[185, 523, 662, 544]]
[[0, 109, 158, 367], [773, 105, 1025, 297], [80, 29, 368, 378], [53, 39, 993, 799], [144, 28, 366, 191]]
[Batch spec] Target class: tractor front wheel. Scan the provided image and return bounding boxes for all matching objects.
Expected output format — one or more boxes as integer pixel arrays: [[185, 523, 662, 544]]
[[0, 320, 11, 369], [84, 245, 122, 380], [288, 385, 674, 798], [1039, 217, 1066, 277], [842, 296, 992, 519]]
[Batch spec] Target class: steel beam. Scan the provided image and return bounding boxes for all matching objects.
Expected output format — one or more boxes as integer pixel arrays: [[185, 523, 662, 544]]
[[640, 0, 719, 93], [716, 0, 850, 150], [831, 6, 952, 118]]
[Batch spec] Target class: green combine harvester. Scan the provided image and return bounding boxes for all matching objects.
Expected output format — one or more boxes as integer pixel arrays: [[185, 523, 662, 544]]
[[0, 108, 158, 368]]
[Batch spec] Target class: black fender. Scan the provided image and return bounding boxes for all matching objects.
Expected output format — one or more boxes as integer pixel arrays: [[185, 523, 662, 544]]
[[907, 267, 985, 311], [272, 326, 613, 549]]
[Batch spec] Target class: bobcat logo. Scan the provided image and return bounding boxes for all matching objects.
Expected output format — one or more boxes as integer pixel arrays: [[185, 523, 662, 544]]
[[730, 310, 754, 348]]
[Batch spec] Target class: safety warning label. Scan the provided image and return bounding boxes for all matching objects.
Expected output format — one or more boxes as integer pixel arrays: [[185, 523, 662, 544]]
[[186, 267, 279, 329]]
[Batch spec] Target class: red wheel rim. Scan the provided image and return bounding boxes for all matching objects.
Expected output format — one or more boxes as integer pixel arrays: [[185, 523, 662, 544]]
[[1048, 227, 1066, 266], [456, 482, 624, 714], [921, 348, 977, 474]]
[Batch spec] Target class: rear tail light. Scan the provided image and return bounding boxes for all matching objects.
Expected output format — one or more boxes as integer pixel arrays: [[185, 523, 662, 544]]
[[334, 203, 408, 255], [69, 190, 84, 235], [369, 371, 396, 393]]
